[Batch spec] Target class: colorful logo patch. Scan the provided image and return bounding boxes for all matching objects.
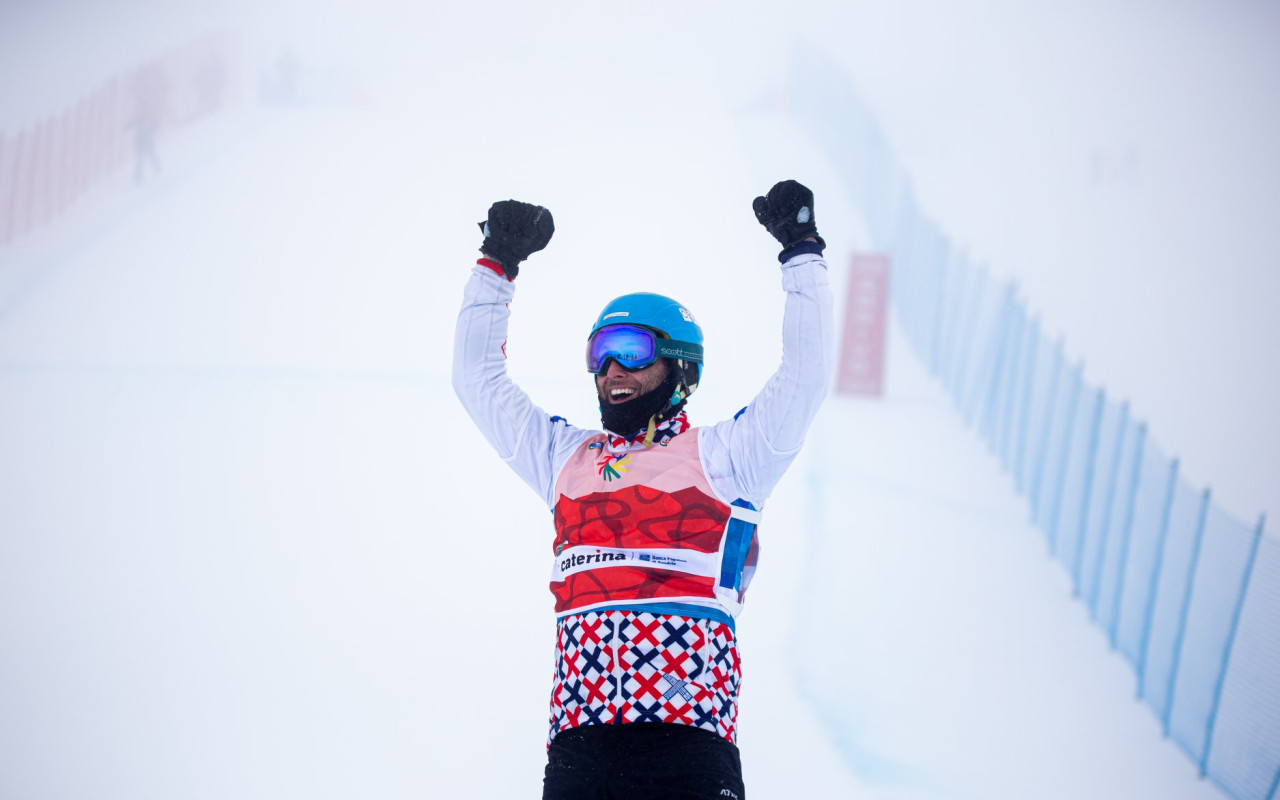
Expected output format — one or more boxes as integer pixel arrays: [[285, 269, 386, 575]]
[[596, 453, 632, 482]]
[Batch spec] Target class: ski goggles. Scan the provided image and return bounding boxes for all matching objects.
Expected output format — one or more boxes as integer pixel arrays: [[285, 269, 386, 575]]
[[586, 324, 703, 374]]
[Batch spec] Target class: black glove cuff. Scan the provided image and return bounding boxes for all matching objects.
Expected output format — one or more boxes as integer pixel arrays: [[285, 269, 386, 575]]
[[478, 242, 520, 279], [778, 237, 826, 263]]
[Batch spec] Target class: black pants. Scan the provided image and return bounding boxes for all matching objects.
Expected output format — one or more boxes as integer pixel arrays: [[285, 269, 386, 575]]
[[543, 722, 745, 800]]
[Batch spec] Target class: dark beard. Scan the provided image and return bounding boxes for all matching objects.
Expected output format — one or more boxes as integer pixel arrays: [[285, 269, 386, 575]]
[[598, 363, 686, 438]]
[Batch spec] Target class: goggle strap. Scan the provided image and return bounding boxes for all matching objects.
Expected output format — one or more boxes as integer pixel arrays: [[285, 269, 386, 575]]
[[655, 339, 703, 363]]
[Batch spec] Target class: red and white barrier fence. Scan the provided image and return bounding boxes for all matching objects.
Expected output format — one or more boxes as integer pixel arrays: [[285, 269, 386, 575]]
[[0, 33, 236, 248]]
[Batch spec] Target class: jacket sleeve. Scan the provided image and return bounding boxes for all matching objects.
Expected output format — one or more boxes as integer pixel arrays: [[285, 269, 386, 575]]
[[700, 252, 834, 507], [452, 265, 594, 509]]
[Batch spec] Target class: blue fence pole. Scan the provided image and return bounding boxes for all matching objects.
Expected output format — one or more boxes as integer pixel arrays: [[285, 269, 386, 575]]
[[935, 247, 958, 384], [969, 274, 1007, 427], [1201, 513, 1267, 776], [915, 226, 936, 365], [896, 217, 919, 343], [978, 284, 1016, 439], [1029, 338, 1065, 521], [1088, 401, 1130, 616], [928, 247, 949, 376], [1013, 316, 1041, 493], [1161, 487, 1211, 734], [958, 259, 985, 404], [976, 289, 1003, 438], [1047, 361, 1084, 556], [952, 263, 988, 407], [940, 251, 969, 391], [909, 224, 929, 370], [908, 224, 933, 351], [889, 206, 920, 319], [1109, 422, 1148, 647], [994, 287, 1020, 447], [919, 227, 943, 353], [998, 301, 1028, 469], [1137, 458, 1181, 699], [1071, 386, 1106, 594]]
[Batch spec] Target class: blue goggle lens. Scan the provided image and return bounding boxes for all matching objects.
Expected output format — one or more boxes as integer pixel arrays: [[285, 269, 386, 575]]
[[586, 324, 658, 374]]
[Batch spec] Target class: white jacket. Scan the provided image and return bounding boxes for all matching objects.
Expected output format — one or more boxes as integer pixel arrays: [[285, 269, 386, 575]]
[[452, 252, 834, 518]]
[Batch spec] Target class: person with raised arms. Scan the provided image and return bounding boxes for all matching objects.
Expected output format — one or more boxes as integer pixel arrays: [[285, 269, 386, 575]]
[[452, 180, 834, 799]]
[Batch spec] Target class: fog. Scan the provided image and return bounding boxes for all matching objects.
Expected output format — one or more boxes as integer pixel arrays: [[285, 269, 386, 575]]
[[10, 0, 1273, 516], [2, 1, 1277, 798]]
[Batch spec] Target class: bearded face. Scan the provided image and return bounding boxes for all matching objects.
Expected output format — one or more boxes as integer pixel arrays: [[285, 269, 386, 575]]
[[595, 358, 670, 406], [594, 357, 689, 437]]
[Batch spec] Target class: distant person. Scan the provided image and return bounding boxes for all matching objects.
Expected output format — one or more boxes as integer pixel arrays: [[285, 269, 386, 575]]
[[128, 64, 166, 184], [453, 180, 834, 798]]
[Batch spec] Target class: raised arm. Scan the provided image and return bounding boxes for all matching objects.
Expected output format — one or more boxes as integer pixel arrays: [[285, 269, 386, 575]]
[[452, 200, 592, 508], [702, 181, 835, 506]]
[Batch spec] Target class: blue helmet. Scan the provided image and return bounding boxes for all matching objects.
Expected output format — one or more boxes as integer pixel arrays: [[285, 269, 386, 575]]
[[589, 293, 703, 388]]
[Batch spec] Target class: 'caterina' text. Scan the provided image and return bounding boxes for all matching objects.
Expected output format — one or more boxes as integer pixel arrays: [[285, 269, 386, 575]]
[[560, 551, 628, 572]]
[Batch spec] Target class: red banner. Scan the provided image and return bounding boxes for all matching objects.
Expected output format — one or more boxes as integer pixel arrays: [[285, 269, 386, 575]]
[[837, 253, 890, 397]]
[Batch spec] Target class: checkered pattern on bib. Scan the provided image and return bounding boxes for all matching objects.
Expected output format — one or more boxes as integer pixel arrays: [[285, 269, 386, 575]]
[[548, 608, 741, 746]]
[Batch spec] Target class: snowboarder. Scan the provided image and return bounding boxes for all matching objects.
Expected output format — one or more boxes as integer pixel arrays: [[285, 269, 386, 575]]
[[452, 180, 834, 799]]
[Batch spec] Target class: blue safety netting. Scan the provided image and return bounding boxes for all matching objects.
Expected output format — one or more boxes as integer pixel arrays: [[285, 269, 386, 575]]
[[1169, 504, 1265, 766], [789, 47, 1277, 800], [1204, 535, 1280, 799]]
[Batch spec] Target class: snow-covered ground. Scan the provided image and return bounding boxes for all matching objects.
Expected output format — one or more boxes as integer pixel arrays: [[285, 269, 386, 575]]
[[2, 2, 1274, 798]]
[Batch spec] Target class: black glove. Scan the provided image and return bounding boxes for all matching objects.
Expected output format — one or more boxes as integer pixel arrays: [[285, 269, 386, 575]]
[[477, 200, 554, 279], [752, 180, 825, 252]]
